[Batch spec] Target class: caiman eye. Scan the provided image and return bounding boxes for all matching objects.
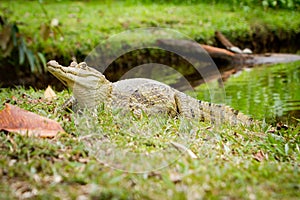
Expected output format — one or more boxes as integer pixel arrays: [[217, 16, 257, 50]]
[[78, 62, 87, 69], [70, 61, 77, 67]]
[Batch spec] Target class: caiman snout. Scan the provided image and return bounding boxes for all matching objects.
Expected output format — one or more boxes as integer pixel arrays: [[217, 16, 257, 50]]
[[47, 60, 60, 68]]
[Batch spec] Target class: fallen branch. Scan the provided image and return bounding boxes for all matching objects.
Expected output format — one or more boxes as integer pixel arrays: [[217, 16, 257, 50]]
[[215, 31, 235, 49]]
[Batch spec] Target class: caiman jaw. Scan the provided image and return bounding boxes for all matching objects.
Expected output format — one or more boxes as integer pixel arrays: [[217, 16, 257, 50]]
[[47, 60, 113, 108], [47, 60, 77, 87], [47, 60, 110, 90]]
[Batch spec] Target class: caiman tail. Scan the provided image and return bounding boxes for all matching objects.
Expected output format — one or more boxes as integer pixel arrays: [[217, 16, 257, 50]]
[[174, 91, 254, 126], [198, 101, 254, 126]]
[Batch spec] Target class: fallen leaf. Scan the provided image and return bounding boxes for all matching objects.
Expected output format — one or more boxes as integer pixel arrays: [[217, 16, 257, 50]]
[[0, 24, 11, 50], [11, 96, 18, 101], [11, 180, 38, 199], [170, 141, 198, 159], [276, 122, 289, 130], [169, 172, 182, 184], [40, 23, 51, 41], [2, 36, 14, 57], [0, 103, 64, 137], [253, 150, 268, 162], [44, 85, 57, 100]]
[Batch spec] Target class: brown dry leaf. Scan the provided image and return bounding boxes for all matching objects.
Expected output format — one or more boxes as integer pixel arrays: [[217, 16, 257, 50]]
[[2, 36, 14, 57], [0, 103, 64, 137], [170, 141, 198, 159], [11, 180, 38, 199], [44, 85, 57, 101], [169, 172, 182, 184], [253, 150, 268, 162], [40, 23, 51, 41], [0, 24, 11, 50]]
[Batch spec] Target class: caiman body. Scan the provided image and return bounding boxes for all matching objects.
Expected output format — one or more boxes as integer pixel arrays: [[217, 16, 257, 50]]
[[47, 60, 254, 125]]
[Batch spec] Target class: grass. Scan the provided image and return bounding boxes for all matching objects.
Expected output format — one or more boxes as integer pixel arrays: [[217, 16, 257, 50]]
[[0, 1, 299, 199], [1, 1, 300, 61], [0, 87, 299, 199]]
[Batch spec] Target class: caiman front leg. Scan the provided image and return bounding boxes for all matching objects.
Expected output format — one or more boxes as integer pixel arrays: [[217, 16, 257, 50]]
[[61, 96, 78, 112]]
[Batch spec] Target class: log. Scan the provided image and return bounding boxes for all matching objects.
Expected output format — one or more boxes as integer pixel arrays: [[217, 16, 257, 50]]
[[200, 44, 242, 66], [215, 31, 245, 54], [157, 39, 244, 67], [215, 31, 235, 49]]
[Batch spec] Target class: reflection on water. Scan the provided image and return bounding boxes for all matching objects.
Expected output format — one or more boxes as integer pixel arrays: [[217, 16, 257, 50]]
[[195, 61, 300, 125]]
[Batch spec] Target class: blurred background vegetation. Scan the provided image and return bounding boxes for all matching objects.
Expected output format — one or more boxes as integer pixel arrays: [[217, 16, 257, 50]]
[[0, 0, 299, 87], [129, 0, 300, 9]]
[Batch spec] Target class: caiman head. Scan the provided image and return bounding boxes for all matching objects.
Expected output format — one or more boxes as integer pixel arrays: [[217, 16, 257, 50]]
[[47, 60, 112, 108]]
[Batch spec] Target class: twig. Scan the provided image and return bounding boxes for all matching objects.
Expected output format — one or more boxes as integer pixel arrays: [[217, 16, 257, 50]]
[[170, 141, 198, 159]]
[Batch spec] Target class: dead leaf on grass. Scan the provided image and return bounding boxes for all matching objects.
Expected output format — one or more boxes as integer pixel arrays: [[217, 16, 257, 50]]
[[0, 103, 64, 137], [169, 172, 182, 184], [253, 150, 268, 162], [0, 25, 11, 50], [170, 141, 198, 159], [44, 85, 57, 101], [11, 180, 38, 199], [40, 23, 51, 40]]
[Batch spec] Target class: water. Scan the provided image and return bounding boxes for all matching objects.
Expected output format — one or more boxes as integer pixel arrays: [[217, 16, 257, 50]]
[[195, 61, 300, 125]]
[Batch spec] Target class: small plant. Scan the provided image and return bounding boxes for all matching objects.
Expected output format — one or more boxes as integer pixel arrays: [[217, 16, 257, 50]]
[[261, 0, 300, 9], [0, 16, 46, 74]]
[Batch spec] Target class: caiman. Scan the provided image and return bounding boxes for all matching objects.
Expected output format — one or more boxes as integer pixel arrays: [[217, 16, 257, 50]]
[[47, 60, 254, 125]]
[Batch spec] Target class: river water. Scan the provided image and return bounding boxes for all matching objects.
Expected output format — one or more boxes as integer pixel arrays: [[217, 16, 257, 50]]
[[195, 61, 300, 125]]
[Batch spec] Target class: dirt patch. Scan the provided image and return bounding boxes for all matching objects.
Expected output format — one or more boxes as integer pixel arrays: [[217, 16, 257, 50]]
[[232, 24, 300, 53]]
